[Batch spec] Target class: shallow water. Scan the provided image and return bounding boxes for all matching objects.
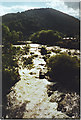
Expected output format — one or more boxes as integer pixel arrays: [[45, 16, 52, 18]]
[[6, 43, 80, 118]]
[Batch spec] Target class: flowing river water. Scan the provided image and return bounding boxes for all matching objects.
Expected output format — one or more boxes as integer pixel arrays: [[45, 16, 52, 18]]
[[5, 43, 80, 118]]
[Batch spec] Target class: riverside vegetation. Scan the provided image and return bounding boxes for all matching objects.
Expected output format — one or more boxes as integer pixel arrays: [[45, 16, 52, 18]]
[[2, 24, 32, 117], [2, 8, 80, 118]]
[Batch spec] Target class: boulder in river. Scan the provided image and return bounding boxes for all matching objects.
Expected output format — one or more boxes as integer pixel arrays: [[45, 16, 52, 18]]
[[39, 69, 45, 79]]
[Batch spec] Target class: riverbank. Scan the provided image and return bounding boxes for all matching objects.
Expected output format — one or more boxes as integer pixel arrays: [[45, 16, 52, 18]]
[[4, 43, 80, 118]]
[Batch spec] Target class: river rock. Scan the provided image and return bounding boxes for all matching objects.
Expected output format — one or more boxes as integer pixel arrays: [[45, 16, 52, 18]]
[[29, 72, 36, 75], [50, 91, 65, 103], [57, 92, 80, 118], [39, 70, 45, 79]]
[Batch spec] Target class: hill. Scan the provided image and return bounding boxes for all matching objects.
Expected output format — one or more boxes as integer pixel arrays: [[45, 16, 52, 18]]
[[2, 8, 79, 39]]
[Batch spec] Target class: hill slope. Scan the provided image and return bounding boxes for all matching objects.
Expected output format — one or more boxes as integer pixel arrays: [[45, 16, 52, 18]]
[[2, 8, 79, 39]]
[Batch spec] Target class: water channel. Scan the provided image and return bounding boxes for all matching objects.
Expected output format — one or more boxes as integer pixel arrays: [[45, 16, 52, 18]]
[[5, 43, 80, 118]]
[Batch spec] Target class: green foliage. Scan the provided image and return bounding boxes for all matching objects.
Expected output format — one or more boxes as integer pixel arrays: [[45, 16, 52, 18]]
[[43, 54, 50, 62], [57, 39, 80, 49], [2, 24, 11, 45], [2, 68, 20, 95], [52, 49, 61, 53], [22, 56, 33, 69], [2, 8, 79, 39], [47, 50, 51, 54], [2, 44, 20, 96], [16, 44, 30, 55], [29, 28, 80, 49], [2, 25, 22, 95], [40, 46, 47, 55], [2, 24, 23, 45], [46, 53, 80, 90], [29, 30, 63, 45], [23, 44, 30, 54], [29, 29, 79, 49]]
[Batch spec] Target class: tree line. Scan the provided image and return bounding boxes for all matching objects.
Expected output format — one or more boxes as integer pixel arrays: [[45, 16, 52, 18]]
[[29, 30, 80, 49]]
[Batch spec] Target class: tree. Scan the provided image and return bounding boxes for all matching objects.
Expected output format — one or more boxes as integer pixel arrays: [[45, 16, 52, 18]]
[[29, 30, 63, 45], [46, 53, 80, 91], [2, 24, 21, 96], [2, 24, 23, 45], [2, 24, 11, 45]]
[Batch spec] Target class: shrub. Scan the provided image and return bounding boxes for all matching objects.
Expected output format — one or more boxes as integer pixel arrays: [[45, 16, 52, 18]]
[[40, 46, 47, 55], [52, 49, 61, 53], [22, 44, 30, 54], [46, 53, 80, 90], [43, 55, 50, 62], [2, 68, 20, 95], [22, 56, 33, 69], [2, 45, 20, 96], [29, 30, 63, 45], [47, 50, 51, 54]]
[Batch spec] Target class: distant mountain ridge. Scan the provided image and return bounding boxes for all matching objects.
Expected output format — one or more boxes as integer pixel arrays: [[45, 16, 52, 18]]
[[2, 8, 79, 39]]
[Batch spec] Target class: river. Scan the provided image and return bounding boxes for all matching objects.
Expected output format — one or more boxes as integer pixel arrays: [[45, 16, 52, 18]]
[[5, 43, 79, 118]]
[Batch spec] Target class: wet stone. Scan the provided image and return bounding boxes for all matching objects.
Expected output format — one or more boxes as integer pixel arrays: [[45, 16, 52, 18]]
[[5, 43, 80, 118], [29, 72, 36, 75]]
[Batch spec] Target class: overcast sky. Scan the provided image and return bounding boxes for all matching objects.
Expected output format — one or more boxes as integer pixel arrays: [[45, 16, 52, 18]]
[[0, 0, 80, 19]]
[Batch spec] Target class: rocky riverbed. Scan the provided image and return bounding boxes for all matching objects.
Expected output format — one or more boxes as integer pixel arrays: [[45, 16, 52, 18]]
[[4, 43, 80, 118]]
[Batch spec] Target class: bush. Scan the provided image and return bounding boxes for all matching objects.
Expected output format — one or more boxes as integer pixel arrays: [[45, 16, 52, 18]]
[[29, 30, 63, 45], [40, 46, 47, 55], [43, 54, 50, 62], [2, 45, 20, 96], [46, 53, 80, 90], [23, 44, 30, 52], [47, 50, 51, 54], [2, 68, 20, 95], [22, 56, 33, 69], [52, 49, 61, 53]]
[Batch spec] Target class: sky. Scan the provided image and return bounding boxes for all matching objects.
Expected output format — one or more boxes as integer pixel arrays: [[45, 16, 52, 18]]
[[0, 0, 80, 19]]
